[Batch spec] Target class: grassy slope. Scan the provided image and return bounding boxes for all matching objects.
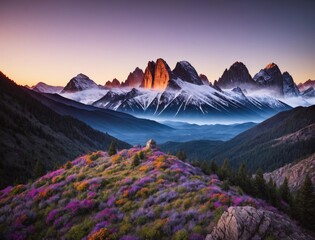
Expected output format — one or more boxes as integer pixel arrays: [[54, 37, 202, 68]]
[[0, 146, 273, 239]]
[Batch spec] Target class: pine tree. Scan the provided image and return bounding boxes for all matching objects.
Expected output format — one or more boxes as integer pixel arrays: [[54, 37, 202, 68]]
[[210, 160, 218, 174], [176, 151, 187, 161], [254, 168, 267, 200], [296, 174, 315, 229], [108, 141, 117, 156], [220, 159, 231, 180], [34, 160, 45, 178], [236, 163, 251, 193], [201, 161, 211, 175], [131, 154, 140, 168], [279, 177, 291, 203], [267, 178, 279, 207]]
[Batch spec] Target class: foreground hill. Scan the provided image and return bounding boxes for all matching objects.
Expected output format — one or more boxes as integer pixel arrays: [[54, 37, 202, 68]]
[[0, 72, 130, 188], [0, 142, 312, 240]]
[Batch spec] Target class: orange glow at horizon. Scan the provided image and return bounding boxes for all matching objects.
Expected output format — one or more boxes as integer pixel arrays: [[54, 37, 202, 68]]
[[0, 0, 314, 87]]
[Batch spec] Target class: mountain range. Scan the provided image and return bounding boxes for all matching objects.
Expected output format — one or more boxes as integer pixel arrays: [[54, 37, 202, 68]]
[[30, 58, 315, 123]]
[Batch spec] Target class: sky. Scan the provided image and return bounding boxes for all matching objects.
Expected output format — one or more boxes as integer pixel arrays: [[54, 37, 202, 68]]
[[0, 0, 314, 86]]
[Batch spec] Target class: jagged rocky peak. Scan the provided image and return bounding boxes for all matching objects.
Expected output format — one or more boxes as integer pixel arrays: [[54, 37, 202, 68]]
[[253, 62, 284, 96], [206, 206, 313, 240], [282, 71, 300, 97], [141, 58, 172, 90], [253, 62, 282, 83], [298, 79, 315, 91], [199, 74, 211, 86], [172, 61, 203, 85], [62, 73, 98, 93], [105, 78, 121, 88], [121, 67, 144, 88], [214, 61, 254, 89]]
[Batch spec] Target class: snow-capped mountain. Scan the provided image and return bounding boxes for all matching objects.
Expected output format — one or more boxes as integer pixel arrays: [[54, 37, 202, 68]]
[[61, 73, 101, 93], [31, 59, 314, 123], [214, 62, 300, 98], [29, 82, 63, 94], [93, 77, 290, 122]]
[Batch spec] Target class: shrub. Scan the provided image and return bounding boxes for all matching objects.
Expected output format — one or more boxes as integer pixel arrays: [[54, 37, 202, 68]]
[[66, 219, 94, 240], [108, 141, 117, 156], [75, 181, 89, 191], [88, 228, 113, 240], [138, 226, 161, 240], [64, 161, 73, 170], [221, 180, 230, 191], [173, 229, 188, 240], [111, 155, 122, 164], [139, 151, 145, 160], [136, 216, 147, 225], [118, 223, 132, 235], [89, 152, 103, 161], [131, 154, 140, 168], [139, 166, 149, 172], [214, 207, 225, 223]]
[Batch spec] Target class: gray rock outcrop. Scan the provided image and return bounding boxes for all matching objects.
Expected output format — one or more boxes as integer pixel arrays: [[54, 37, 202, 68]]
[[206, 206, 314, 240]]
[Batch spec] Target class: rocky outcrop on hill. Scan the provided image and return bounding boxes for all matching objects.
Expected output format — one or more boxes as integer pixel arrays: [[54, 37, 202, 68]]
[[264, 153, 315, 192], [206, 206, 314, 240]]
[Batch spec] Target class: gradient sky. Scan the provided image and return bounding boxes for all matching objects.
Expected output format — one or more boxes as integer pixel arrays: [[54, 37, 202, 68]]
[[0, 0, 314, 86]]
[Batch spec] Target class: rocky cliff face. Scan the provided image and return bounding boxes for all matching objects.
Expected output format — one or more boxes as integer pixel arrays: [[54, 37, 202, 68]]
[[283, 72, 300, 97], [141, 61, 156, 89], [214, 62, 255, 89], [141, 59, 173, 90], [206, 206, 314, 240], [121, 67, 144, 88], [264, 153, 315, 192]]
